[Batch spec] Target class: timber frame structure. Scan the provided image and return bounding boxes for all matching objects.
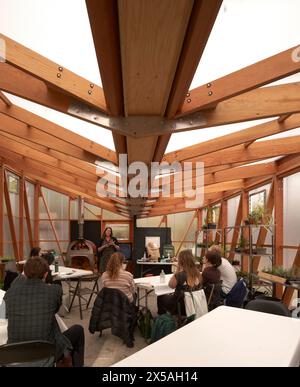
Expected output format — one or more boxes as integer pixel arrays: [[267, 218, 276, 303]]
[[1, 0, 300, 280]]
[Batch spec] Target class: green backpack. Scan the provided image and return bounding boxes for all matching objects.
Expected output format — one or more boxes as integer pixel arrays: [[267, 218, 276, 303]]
[[150, 312, 176, 343], [137, 307, 153, 341]]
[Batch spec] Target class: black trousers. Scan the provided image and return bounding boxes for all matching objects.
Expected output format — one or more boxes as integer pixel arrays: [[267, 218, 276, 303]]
[[63, 325, 85, 367]]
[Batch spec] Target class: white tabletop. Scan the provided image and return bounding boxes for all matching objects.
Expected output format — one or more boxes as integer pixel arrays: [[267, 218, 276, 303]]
[[50, 265, 93, 280], [134, 274, 174, 296], [113, 306, 300, 367]]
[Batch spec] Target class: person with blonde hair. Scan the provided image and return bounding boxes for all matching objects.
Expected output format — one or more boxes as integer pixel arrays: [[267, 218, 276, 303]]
[[209, 245, 237, 295], [157, 249, 201, 315], [101, 252, 136, 303]]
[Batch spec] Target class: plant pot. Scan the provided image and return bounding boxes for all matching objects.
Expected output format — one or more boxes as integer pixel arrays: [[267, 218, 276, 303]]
[[258, 271, 286, 284], [207, 223, 216, 229], [244, 220, 250, 225], [202, 225, 208, 230]]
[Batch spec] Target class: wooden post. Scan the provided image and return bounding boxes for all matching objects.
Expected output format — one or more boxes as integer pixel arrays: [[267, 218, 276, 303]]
[[34, 183, 40, 246], [197, 209, 202, 231], [229, 196, 243, 261], [274, 176, 283, 298], [4, 174, 19, 260], [19, 174, 24, 259], [39, 187, 62, 255], [253, 181, 275, 272], [0, 165, 3, 256], [24, 182, 34, 250], [241, 190, 249, 272], [176, 212, 197, 256]]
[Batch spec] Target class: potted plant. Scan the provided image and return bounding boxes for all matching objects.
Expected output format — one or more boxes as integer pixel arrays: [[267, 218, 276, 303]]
[[248, 204, 265, 226], [258, 266, 290, 284]]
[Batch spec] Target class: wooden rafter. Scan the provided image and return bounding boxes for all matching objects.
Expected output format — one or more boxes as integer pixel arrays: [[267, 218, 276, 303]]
[[0, 90, 12, 107], [86, 0, 127, 156], [133, 83, 300, 136], [190, 135, 300, 167], [0, 33, 107, 112], [164, 113, 300, 163], [166, 0, 222, 117], [0, 102, 117, 163], [179, 45, 300, 114]]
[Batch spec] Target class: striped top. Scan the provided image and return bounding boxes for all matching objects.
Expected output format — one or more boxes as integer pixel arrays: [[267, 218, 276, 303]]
[[101, 269, 136, 303]]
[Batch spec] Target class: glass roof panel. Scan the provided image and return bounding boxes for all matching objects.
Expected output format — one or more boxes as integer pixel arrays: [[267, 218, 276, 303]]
[[191, 0, 300, 89], [0, 0, 101, 85]]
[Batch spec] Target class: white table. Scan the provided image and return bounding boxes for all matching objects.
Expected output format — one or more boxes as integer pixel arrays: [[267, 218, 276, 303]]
[[136, 260, 176, 277], [134, 274, 173, 308], [114, 306, 300, 367], [49, 265, 93, 280]]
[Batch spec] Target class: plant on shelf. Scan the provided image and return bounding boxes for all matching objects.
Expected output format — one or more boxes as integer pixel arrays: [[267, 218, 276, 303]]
[[248, 204, 265, 226], [259, 266, 293, 284], [235, 235, 248, 253]]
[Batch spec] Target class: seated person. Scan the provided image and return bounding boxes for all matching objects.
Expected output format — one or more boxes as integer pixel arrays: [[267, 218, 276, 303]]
[[4, 258, 85, 367], [41, 252, 62, 286], [209, 245, 237, 296], [202, 250, 222, 285], [30, 246, 41, 258], [202, 250, 222, 309], [157, 249, 201, 316], [101, 252, 136, 304]]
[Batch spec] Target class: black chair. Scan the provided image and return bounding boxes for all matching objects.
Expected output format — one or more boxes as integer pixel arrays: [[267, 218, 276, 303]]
[[0, 340, 56, 367], [89, 288, 137, 348], [68, 256, 100, 320], [245, 299, 291, 317], [203, 281, 223, 311]]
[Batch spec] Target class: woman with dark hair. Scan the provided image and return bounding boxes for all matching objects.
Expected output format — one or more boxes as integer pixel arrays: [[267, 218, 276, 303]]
[[30, 247, 41, 258], [157, 249, 201, 315], [97, 227, 120, 273], [101, 252, 136, 303], [202, 250, 222, 285]]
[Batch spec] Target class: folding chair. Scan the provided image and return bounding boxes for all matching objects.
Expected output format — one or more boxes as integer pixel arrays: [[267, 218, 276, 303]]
[[68, 256, 100, 319]]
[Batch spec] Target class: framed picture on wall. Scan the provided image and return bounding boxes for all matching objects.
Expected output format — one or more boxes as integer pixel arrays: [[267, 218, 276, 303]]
[[104, 223, 130, 241], [7, 173, 19, 194]]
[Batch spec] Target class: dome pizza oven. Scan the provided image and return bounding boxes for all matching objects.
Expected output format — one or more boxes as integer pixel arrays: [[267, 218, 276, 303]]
[[66, 197, 96, 270]]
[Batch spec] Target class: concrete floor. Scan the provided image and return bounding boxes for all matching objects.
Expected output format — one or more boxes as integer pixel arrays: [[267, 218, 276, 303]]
[[60, 283, 157, 367]]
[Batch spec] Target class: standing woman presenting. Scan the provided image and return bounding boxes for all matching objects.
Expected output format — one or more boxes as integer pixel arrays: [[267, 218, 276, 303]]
[[98, 227, 120, 273]]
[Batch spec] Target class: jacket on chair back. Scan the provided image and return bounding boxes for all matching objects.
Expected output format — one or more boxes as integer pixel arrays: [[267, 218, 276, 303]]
[[89, 288, 136, 344]]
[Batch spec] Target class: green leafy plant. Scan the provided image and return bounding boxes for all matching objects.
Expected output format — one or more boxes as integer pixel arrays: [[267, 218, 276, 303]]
[[262, 266, 292, 279], [248, 203, 265, 226]]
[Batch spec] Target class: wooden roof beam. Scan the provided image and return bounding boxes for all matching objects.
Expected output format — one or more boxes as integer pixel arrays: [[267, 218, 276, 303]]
[[0, 90, 11, 107], [164, 113, 300, 163], [179, 45, 300, 115], [0, 33, 107, 112], [190, 135, 300, 167]]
